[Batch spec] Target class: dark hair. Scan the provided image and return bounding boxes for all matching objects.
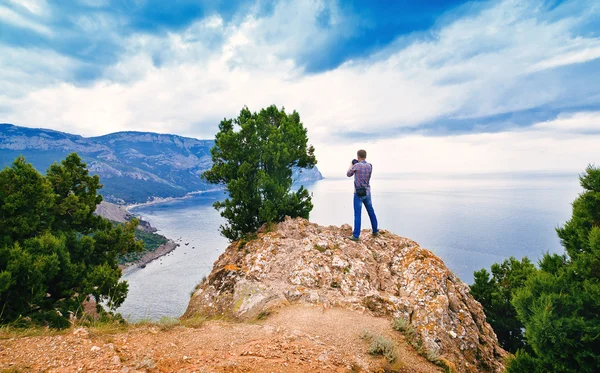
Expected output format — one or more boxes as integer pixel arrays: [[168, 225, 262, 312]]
[[357, 149, 367, 159]]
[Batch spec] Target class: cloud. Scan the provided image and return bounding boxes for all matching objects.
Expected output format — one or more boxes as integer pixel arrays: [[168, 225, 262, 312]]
[[0, 5, 53, 36], [1, 0, 599, 174], [7, 0, 48, 16], [532, 111, 600, 133], [314, 125, 600, 176], [0, 44, 77, 101]]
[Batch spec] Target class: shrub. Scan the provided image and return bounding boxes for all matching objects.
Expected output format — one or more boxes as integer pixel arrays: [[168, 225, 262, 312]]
[[360, 330, 397, 363]]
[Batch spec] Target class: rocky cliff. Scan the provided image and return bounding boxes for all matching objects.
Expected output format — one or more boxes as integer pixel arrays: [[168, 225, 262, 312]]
[[94, 201, 154, 232], [184, 218, 507, 373], [0, 124, 324, 204]]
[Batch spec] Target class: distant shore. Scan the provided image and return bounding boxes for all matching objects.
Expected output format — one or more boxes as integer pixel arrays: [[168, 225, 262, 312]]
[[125, 187, 225, 212], [120, 239, 179, 275], [120, 189, 224, 273]]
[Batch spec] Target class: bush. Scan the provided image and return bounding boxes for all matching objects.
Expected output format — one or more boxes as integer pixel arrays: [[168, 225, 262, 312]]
[[360, 330, 397, 363]]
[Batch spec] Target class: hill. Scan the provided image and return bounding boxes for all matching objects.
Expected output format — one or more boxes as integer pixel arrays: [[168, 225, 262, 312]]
[[0, 124, 323, 204]]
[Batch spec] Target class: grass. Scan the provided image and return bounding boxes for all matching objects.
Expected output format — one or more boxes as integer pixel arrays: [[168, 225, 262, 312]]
[[1, 367, 29, 373], [313, 244, 328, 253], [0, 312, 210, 341], [256, 310, 271, 320], [0, 324, 65, 339], [0, 314, 129, 340], [180, 315, 208, 329], [391, 317, 413, 334], [360, 330, 397, 363]]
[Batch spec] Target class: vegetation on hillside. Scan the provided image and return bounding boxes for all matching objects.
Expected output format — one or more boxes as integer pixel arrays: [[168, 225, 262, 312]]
[[0, 154, 143, 328], [118, 229, 168, 264], [202, 105, 317, 241], [470, 256, 536, 352], [471, 165, 600, 372]]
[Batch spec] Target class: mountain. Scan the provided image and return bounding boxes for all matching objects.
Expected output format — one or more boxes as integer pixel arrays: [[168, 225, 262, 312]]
[[0, 124, 323, 204]]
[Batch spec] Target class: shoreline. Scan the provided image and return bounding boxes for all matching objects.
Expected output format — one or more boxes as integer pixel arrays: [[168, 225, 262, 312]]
[[125, 187, 225, 212], [120, 239, 179, 275]]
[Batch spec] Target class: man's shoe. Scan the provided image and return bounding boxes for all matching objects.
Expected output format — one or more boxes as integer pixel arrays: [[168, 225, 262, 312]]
[[372, 231, 379, 237], [346, 235, 359, 242]]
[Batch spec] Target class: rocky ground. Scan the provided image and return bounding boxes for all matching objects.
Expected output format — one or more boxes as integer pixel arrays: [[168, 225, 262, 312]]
[[185, 217, 507, 373], [0, 305, 442, 372]]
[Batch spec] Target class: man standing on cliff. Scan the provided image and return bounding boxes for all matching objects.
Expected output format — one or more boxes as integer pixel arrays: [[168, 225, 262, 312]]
[[346, 149, 378, 241]]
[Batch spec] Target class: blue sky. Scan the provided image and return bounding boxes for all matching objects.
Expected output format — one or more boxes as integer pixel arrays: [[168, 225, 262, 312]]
[[1, 0, 599, 175]]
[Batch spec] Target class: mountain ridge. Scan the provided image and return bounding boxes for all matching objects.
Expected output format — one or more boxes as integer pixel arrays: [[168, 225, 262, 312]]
[[0, 123, 323, 204]]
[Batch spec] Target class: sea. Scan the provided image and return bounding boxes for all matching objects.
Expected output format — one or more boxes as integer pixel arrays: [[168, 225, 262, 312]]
[[118, 173, 582, 321]]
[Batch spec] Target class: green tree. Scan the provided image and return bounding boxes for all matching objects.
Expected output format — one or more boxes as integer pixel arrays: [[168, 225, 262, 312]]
[[470, 256, 536, 352], [203, 105, 317, 241], [0, 154, 142, 327], [508, 165, 600, 372]]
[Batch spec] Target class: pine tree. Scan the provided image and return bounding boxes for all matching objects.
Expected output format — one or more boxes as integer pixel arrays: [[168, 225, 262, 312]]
[[0, 154, 142, 327], [507, 166, 600, 372], [470, 256, 536, 352], [203, 105, 317, 241]]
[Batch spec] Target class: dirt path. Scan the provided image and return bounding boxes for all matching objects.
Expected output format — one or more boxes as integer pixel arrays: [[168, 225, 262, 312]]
[[0, 305, 443, 372]]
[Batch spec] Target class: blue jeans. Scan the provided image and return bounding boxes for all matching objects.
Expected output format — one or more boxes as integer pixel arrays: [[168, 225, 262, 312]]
[[353, 194, 378, 238]]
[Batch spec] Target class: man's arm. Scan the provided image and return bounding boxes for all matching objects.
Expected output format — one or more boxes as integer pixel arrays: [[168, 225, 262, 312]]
[[347, 163, 356, 177]]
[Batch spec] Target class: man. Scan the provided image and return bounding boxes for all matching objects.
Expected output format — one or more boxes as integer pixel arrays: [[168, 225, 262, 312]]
[[346, 149, 378, 241]]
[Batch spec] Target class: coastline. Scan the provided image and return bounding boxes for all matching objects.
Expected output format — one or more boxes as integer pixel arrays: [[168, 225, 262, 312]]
[[125, 187, 225, 212], [120, 189, 224, 273], [120, 239, 179, 275]]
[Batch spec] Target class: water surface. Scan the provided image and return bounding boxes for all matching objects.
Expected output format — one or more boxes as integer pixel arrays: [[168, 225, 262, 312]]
[[119, 173, 580, 320]]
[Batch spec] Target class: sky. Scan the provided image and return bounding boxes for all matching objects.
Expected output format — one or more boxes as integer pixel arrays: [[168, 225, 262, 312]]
[[1, 0, 599, 176]]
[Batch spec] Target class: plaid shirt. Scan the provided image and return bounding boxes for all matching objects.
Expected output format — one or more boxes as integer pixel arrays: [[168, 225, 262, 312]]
[[347, 160, 372, 195]]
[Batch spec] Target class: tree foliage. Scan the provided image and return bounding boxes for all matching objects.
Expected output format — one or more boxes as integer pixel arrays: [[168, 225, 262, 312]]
[[470, 256, 536, 352], [472, 165, 600, 372], [0, 154, 142, 327], [202, 105, 317, 241]]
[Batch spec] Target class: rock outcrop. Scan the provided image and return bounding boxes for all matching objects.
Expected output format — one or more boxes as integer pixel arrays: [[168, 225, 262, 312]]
[[184, 217, 507, 373], [94, 201, 155, 232]]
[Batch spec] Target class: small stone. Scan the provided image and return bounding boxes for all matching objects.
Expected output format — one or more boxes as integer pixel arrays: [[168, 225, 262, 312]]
[[90, 346, 101, 352], [73, 327, 89, 337], [111, 355, 121, 365]]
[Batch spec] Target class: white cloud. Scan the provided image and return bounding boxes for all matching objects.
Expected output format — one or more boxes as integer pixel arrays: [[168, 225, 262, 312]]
[[0, 5, 52, 36], [0, 44, 76, 101], [314, 126, 600, 176], [7, 0, 47, 16], [532, 112, 600, 133], [2, 0, 600, 174]]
